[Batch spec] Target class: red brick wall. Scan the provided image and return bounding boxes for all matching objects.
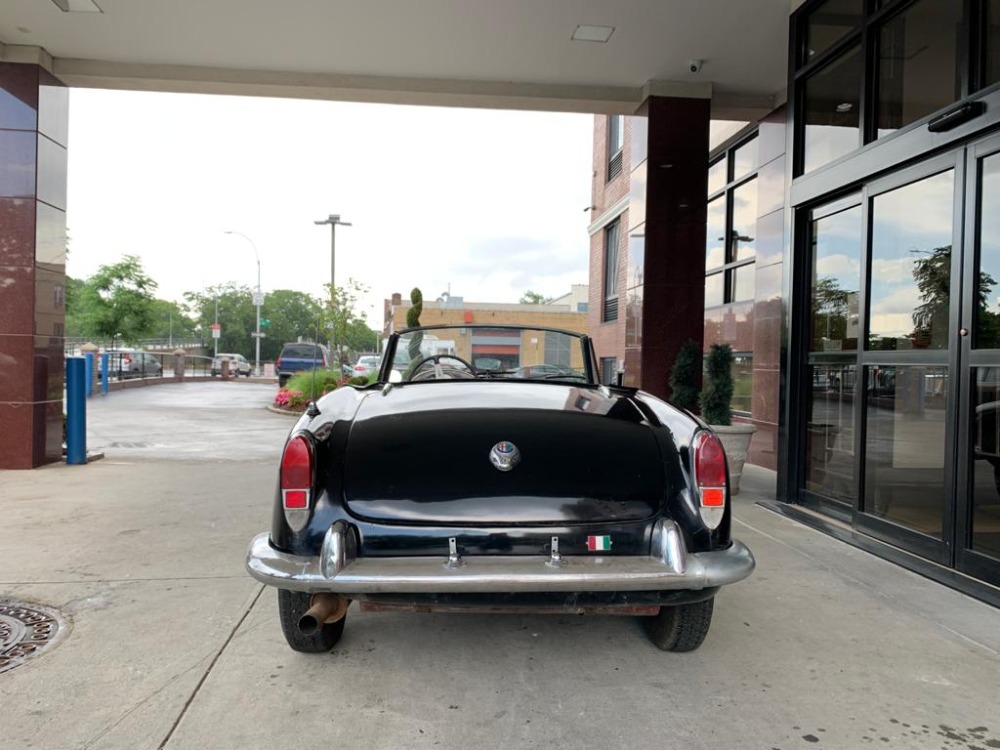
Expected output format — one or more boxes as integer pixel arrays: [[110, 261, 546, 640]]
[[587, 114, 630, 374]]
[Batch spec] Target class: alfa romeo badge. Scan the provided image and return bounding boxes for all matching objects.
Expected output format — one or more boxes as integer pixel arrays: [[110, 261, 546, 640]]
[[489, 441, 521, 472]]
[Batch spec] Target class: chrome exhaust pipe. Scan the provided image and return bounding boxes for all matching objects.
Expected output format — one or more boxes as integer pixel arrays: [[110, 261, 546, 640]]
[[298, 593, 349, 635]]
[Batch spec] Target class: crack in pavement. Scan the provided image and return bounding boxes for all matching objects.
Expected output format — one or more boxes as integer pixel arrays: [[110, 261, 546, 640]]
[[157, 584, 265, 750]]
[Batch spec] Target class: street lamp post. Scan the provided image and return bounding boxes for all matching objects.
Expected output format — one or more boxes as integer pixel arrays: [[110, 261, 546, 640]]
[[224, 230, 263, 376], [314, 214, 352, 368]]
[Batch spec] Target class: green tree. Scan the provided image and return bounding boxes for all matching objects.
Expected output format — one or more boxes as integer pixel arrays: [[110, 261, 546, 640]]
[[184, 282, 255, 356], [64, 276, 88, 338], [519, 290, 548, 304], [76, 255, 158, 346], [148, 298, 198, 342], [259, 289, 324, 361], [317, 278, 372, 369]]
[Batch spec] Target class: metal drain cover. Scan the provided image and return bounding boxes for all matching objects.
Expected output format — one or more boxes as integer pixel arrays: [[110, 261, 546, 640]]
[[0, 601, 67, 674]]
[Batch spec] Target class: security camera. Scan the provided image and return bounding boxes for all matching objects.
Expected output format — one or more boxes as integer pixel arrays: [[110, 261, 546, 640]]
[[688, 59, 704, 74]]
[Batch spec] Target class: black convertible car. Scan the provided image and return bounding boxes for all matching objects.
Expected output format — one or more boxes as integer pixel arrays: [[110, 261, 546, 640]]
[[246, 324, 754, 653]]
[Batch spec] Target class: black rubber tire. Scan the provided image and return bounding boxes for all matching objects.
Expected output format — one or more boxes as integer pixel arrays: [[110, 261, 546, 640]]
[[643, 598, 715, 652], [277, 589, 347, 653]]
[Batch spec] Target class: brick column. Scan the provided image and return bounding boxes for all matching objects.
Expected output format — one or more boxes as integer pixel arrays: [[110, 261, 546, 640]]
[[0, 61, 69, 469], [624, 96, 710, 399]]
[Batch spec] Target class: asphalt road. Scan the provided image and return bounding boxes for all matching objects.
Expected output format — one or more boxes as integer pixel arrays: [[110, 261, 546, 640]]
[[2, 381, 999, 750]]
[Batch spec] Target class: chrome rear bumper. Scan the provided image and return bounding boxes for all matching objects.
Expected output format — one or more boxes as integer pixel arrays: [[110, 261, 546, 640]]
[[245, 521, 754, 594]]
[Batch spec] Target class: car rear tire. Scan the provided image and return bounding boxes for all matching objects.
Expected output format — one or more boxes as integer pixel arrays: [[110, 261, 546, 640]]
[[277, 589, 346, 653], [643, 597, 714, 652]]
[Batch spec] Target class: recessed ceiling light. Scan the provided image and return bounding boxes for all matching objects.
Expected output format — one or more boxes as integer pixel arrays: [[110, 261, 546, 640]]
[[50, 0, 102, 12], [836, 102, 854, 113], [572, 25, 615, 43]]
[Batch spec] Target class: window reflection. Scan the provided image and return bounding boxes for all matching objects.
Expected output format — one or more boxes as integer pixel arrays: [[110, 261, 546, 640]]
[[988, 0, 1000, 88], [976, 153, 1000, 349], [732, 353, 754, 413], [732, 137, 759, 182], [810, 202, 861, 352], [876, 0, 962, 138], [868, 170, 954, 350], [803, 0, 864, 65], [806, 362, 857, 504], [731, 180, 757, 262], [730, 265, 755, 303], [708, 159, 726, 195], [706, 196, 726, 271], [803, 45, 863, 173], [864, 365, 948, 538], [705, 272, 724, 308], [972, 367, 1000, 560]]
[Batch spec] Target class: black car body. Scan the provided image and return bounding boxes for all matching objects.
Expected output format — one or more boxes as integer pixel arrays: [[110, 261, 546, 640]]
[[247, 325, 754, 653]]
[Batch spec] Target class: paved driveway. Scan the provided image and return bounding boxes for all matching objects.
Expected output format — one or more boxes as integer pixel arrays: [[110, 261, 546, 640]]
[[2, 382, 999, 750]]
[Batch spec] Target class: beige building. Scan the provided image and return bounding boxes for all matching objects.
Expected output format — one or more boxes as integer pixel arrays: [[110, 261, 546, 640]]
[[383, 291, 588, 372]]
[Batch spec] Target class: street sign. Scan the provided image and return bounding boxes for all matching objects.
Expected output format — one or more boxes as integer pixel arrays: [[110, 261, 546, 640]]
[[251, 332, 266, 338], [211, 322, 221, 339], [253, 292, 264, 306]]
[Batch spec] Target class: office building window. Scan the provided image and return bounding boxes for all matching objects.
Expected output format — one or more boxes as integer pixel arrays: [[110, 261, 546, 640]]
[[603, 220, 621, 322], [608, 115, 624, 180], [706, 134, 758, 308]]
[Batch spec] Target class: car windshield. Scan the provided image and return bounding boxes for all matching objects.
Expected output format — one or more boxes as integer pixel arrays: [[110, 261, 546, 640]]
[[281, 345, 323, 359], [388, 325, 593, 384]]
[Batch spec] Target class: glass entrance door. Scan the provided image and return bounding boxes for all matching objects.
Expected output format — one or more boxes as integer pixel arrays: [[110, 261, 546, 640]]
[[956, 135, 1000, 587], [800, 137, 1000, 587], [854, 158, 961, 564]]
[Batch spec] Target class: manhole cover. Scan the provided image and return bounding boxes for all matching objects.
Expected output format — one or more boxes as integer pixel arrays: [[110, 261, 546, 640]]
[[0, 601, 68, 674]]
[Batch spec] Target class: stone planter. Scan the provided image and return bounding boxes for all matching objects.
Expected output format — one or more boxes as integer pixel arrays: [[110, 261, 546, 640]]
[[711, 423, 757, 495]]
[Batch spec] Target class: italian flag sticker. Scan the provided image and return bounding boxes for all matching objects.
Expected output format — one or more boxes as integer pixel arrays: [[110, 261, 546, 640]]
[[587, 535, 612, 551]]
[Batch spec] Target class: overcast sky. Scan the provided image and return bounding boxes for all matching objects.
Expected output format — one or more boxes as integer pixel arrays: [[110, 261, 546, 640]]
[[66, 89, 595, 328]]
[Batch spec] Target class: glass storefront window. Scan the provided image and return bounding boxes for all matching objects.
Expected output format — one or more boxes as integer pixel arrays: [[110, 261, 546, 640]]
[[730, 265, 755, 303], [706, 196, 726, 271], [732, 137, 759, 182], [810, 202, 862, 352], [864, 365, 948, 539], [731, 179, 757, 262], [987, 0, 1000, 89], [976, 153, 1000, 348], [876, 0, 962, 138], [972, 366, 1000, 560], [705, 272, 724, 308], [803, 0, 865, 65], [708, 159, 726, 195], [868, 170, 954, 351], [806, 362, 857, 504], [803, 45, 863, 173], [732, 354, 754, 414]]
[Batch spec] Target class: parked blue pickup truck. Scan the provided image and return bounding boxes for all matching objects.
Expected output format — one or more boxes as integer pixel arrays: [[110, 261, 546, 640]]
[[275, 342, 331, 387]]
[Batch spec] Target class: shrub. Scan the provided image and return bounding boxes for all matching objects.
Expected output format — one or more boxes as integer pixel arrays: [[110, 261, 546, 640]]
[[285, 369, 341, 400], [668, 339, 701, 413], [700, 344, 734, 425]]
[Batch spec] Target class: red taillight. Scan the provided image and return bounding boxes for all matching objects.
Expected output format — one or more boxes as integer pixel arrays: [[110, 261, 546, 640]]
[[693, 431, 727, 528], [281, 435, 313, 512], [123, 354, 132, 364], [275, 357, 281, 368], [354, 365, 364, 372]]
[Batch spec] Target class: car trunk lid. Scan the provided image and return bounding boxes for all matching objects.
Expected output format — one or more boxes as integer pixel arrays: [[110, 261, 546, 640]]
[[341, 384, 666, 525]]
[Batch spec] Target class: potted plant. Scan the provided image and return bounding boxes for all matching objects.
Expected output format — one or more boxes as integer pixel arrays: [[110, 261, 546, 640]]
[[700, 343, 756, 494], [668, 339, 701, 413]]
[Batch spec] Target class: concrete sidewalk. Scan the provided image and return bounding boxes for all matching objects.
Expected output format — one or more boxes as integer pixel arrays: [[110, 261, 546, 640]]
[[1, 385, 999, 749]]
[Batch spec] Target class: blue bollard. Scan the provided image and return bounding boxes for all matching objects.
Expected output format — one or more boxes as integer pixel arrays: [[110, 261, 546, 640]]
[[66, 357, 87, 465], [101, 352, 109, 395], [84, 352, 93, 397]]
